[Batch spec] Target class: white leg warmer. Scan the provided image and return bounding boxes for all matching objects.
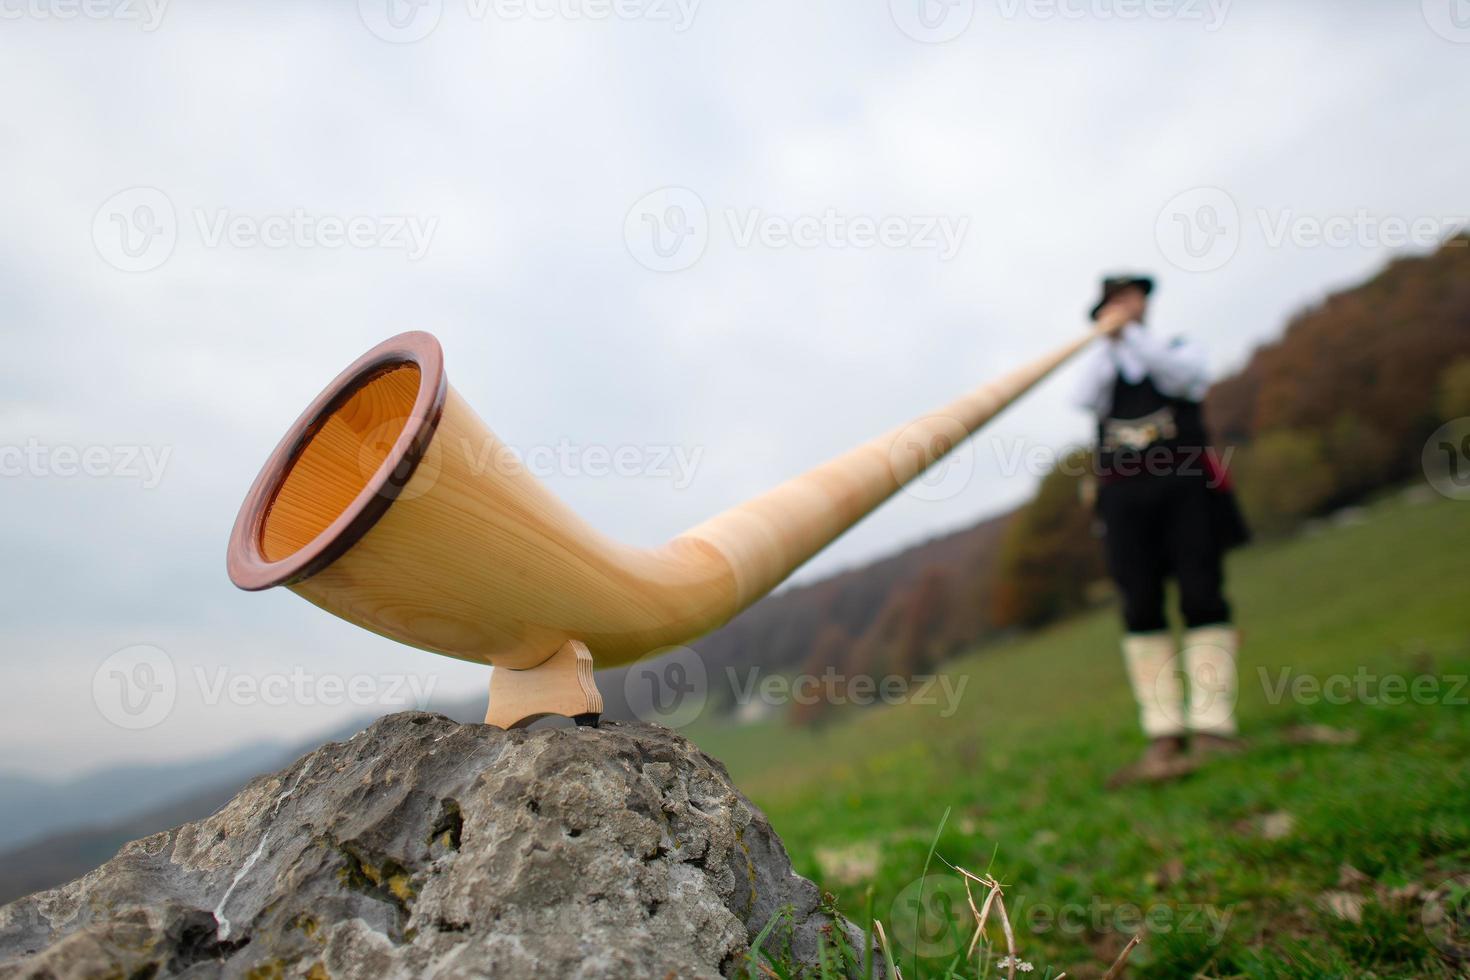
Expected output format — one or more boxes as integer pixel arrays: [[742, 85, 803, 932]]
[[1183, 625, 1239, 736], [1122, 632, 1185, 738]]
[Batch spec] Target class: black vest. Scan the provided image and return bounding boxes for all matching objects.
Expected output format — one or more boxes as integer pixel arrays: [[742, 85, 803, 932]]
[[1096, 373, 1211, 477], [1092, 365, 1253, 549]]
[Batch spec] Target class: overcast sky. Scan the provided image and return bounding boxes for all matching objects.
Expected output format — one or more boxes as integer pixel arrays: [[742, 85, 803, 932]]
[[2, 0, 1466, 779]]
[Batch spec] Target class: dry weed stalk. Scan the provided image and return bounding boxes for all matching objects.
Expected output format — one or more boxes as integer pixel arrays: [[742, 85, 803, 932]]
[[871, 856, 1143, 979], [941, 856, 1018, 980], [873, 918, 902, 980], [1100, 934, 1141, 979]]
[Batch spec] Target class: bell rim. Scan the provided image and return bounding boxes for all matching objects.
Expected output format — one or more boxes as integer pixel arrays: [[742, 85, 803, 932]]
[[226, 330, 448, 591]]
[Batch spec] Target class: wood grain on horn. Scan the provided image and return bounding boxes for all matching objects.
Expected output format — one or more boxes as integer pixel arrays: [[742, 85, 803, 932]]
[[261, 364, 421, 561], [675, 336, 1100, 608], [228, 328, 1107, 727]]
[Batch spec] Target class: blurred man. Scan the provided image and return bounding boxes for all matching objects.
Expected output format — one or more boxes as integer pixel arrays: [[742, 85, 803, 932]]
[[1076, 276, 1250, 787]]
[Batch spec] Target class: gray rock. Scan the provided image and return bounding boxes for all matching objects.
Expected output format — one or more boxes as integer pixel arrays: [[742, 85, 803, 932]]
[[0, 713, 867, 979]]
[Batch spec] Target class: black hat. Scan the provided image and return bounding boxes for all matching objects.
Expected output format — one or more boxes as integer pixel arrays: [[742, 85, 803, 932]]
[[1090, 275, 1154, 321]]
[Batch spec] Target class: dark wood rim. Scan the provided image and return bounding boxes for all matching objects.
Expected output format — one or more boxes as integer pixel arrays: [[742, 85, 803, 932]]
[[226, 331, 448, 591]]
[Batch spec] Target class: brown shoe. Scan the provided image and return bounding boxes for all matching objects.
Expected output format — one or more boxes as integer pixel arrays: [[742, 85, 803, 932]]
[[1192, 732, 1247, 758], [1107, 736, 1197, 790]]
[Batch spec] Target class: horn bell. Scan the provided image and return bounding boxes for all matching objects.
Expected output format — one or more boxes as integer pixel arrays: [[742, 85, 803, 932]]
[[226, 331, 739, 672]]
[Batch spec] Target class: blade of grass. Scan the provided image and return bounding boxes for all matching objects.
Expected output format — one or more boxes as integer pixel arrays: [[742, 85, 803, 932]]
[[863, 885, 876, 980], [914, 806, 953, 977]]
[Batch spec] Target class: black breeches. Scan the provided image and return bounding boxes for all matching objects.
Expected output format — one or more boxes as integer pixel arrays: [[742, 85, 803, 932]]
[[1098, 475, 1231, 633]]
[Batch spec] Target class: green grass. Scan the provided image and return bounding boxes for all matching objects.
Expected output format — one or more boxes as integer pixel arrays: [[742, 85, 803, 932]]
[[694, 490, 1470, 978]]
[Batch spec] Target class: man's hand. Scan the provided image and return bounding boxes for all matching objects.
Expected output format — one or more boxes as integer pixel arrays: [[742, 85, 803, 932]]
[[1094, 303, 1132, 339]]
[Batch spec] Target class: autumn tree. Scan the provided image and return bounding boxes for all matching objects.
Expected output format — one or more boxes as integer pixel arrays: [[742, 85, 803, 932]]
[[991, 450, 1106, 629]]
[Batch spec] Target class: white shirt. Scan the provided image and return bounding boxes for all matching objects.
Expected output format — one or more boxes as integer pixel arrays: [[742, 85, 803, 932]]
[[1074, 323, 1210, 417]]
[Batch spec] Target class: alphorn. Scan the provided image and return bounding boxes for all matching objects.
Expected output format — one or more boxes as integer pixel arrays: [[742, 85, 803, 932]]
[[227, 326, 1111, 727]]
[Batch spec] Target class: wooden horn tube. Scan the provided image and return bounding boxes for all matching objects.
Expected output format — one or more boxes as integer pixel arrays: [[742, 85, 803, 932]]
[[227, 328, 1107, 727]]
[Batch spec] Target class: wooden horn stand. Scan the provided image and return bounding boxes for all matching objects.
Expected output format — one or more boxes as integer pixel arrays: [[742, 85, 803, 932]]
[[227, 327, 1111, 730], [485, 641, 603, 729]]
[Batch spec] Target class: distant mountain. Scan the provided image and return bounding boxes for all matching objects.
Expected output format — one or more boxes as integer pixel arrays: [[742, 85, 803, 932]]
[[0, 782, 242, 906], [0, 706, 491, 905], [0, 740, 291, 853]]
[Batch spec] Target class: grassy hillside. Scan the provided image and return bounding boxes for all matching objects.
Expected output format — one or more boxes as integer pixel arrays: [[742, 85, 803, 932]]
[[692, 489, 1470, 978]]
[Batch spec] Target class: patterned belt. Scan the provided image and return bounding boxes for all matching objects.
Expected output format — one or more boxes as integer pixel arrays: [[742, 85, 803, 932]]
[[1101, 407, 1178, 453]]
